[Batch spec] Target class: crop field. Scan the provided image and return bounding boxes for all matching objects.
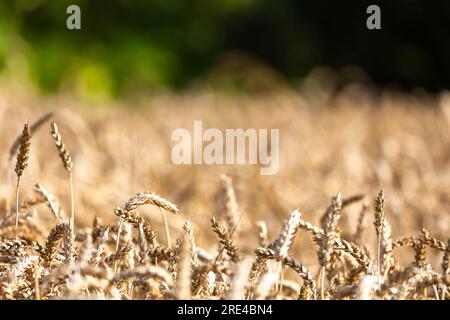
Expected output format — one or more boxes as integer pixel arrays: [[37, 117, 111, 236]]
[[0, 85, 449, 300]]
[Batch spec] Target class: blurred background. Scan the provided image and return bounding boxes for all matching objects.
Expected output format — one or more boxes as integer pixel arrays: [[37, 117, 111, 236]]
[[0, 0, 449, 101], [0, 0, 449, 263]]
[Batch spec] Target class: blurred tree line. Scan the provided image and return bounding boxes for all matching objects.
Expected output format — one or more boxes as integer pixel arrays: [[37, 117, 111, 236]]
[[0, 0, 449, 98]]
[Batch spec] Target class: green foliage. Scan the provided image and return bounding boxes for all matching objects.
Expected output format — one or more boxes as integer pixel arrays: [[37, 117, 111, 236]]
[[0, 0, 448, 97]]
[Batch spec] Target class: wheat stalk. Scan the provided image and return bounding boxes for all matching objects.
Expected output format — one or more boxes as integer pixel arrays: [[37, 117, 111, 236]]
[[318, 193, 342, 299], [50, 122, 75, 237], [373, 190, 385, 291], [6, 113, 52, 219], [14, 123, 31, 239], [273, 209, 301, 261], [124, 192, 179, 215], [175, 236, 192, 299], [381, 218, 394, 280], [227, 257, 253, 299]]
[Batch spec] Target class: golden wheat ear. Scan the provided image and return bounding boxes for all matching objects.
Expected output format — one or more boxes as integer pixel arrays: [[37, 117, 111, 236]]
[[50, 121, 75, 234], [50, 122, 73, 173], [15, 123, 31, 180], [6, 113, 52, 227], [14, 123, 32, 239]]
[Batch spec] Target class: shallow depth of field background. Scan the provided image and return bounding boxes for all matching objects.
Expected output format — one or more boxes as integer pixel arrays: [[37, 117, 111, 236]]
[[0, 1, 449, 269]]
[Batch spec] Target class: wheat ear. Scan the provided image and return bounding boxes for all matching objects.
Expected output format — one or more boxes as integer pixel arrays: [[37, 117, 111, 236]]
[[182, 221, 199, 268], [228, 257, 253, 299], [256, 247, 315, 298], [273, 209, 301, 260], [272, 209, 301, 293], [211, 217, 240, 263], [14, 123, 32, 239], [50, 122, 74, 234], [175, 236, 192, 299], [220, 174, 240, 233], [318, 193, 342, 299]]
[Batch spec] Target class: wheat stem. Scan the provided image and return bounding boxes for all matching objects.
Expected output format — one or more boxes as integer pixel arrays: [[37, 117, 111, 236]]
[[15, 178, 21, 239], [320, 266, 325, 299]]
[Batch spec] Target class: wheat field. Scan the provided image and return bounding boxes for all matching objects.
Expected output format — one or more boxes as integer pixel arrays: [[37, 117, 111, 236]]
[[0, 83, 449, 300]]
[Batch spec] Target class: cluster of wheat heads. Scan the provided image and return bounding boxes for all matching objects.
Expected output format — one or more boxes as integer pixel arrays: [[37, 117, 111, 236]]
[[0, 115, 449, 300]]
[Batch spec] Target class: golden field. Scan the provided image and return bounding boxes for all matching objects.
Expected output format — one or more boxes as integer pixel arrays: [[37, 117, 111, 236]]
[[0, 80, 449, 300]]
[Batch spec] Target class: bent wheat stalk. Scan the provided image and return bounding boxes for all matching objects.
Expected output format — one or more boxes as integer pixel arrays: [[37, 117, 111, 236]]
[[123, 192, 179, 249]]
